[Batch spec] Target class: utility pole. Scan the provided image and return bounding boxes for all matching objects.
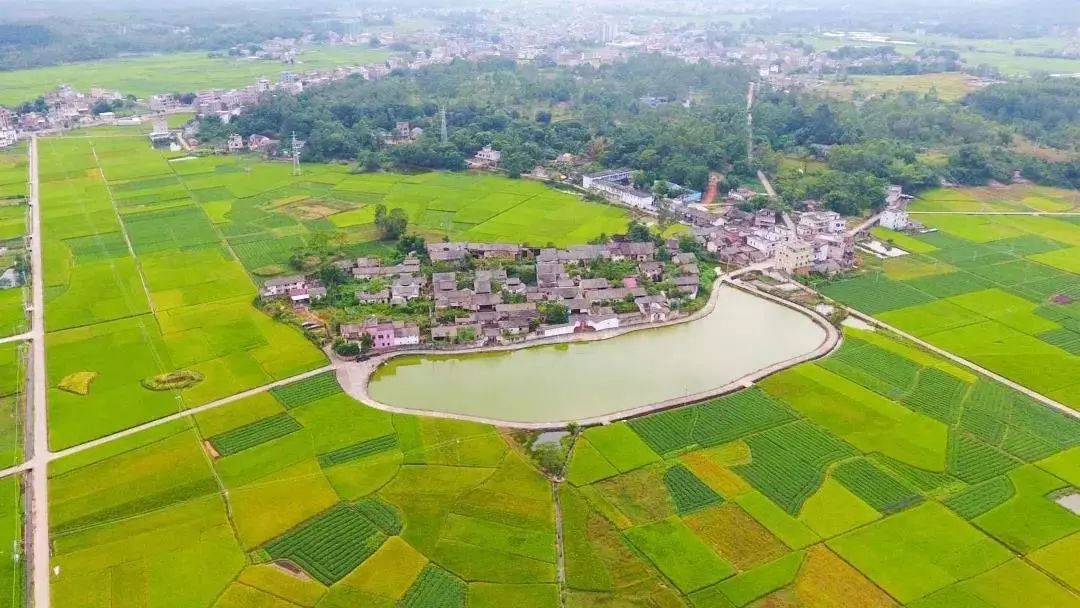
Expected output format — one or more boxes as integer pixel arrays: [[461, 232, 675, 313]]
[[746, 81, 755, 164], [291, 132, 302, 176], [440, 107, 448, 145]]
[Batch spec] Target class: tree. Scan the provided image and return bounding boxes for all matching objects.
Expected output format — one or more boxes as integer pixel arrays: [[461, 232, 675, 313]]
[[359, 333, 374, 354], [397, 234, 427, 259], [91, 100, 112, 116], [626, 220, 653, 243], [333, 339, 360, 357], [374, 205, 409, 240], [539, 302, 569, 324]]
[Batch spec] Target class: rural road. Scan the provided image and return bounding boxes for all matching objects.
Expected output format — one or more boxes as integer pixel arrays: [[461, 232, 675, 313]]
[[27, 134, 50, 608], [844, 309, 1080, 421], [907, 211, 1080, 215], [0, 333, 31, 346], [47, 364, 337, 461]]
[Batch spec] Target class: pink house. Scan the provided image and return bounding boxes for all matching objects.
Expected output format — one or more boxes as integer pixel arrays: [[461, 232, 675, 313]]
[[621, 277, 638, 289]]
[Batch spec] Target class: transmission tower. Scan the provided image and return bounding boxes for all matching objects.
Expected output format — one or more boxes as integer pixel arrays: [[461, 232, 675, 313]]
[[440, 107, 448, 144], [291, 132, 302, 176]]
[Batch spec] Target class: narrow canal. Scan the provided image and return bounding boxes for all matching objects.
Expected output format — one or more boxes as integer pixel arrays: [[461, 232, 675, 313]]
[[367, 286, 826, 422]]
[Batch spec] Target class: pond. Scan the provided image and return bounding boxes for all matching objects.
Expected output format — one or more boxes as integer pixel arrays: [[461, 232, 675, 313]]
[[366, 286, 828, 423]]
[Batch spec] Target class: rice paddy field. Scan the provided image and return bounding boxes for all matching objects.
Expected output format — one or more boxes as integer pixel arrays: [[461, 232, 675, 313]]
[[38, 135, 328, 450], [37, 133, 629, 450], [0, 47, 393, 106], [46, 322, 1080, 607], [823, 185, 1080, 410], [0, 143, 28, 338]]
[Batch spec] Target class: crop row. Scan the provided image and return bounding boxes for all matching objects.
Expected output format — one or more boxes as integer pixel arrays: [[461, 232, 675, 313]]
[[1038, 328, 1080, 355], [947, 431, 1020, 485], [627, 408, 695, 455], [663, 465, 722, 515], [265, 503, 385, 585], [944, 476, 1016, 519], [833, 458, 922, 514], [400, 564, 467, 608], [317, 434, 398, 468], [271, 371, 344, 409], [690, 389, 797, 448], [209, 413, 302, 456], [900, 369, 968, 424], [832, 338, 920, 394], [873, 454, 961, 495], [355, 497, 402, 535], [733, 422, 854, 515]]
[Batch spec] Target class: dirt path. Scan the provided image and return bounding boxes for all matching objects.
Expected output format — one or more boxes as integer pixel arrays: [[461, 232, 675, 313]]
[[552, 479, 567, 608]]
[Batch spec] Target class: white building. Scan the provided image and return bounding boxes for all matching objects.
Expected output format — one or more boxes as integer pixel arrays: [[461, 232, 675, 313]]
[[589, 180, 654, 209], [0, 130, 16, 149], [471, 145, 502, 169], [261, 275, 306, 297], [393, 324, 421, 346], [880, 208, 910, 231], [540, 323, 575, 338], [227, 133, 245, 152], [747, 226, 790, 254], [586, 314, 620, 331], [582, 168, 634, 189], [796, 211, 846, 237], [775, 239, 813, 274]]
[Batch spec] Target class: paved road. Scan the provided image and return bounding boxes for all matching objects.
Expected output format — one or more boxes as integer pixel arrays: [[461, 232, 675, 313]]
[[27, 135, 50, 608], [0, 333, 31, 345], [48, 364, 336, 461], [907, 211, 1080, 216], [845, 309, 1079, 421]]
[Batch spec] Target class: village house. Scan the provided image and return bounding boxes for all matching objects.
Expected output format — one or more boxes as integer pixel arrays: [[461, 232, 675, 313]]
[[432, 323, 482, 343], [747, 226, 791, 255], [340, 319, 421, 349], [673, 276, 700, 298], [227, 133, 245, 153], [356, 289, 390, 305], [261, 275, 307, 298], [635, 294, 671, 322], [470, 145, 502, 170], [796, 211, 846, 237], [611, 241, 657, 262], [427, 242, 468, 263], [775, 239, 814, 275]]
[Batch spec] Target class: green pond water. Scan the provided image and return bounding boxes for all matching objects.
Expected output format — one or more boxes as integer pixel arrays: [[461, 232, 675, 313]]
[[367, 286, 826, 422]]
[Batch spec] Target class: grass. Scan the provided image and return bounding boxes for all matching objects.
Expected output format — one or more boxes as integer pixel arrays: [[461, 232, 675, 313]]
[[828, 502, 1013, 603]]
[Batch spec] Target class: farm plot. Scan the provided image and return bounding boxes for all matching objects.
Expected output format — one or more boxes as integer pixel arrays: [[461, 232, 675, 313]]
[[271, 371, 344, 409], [733, 421, 856, 515], [208, 413, 302, 456], [400, 564, 468, 608], [663, 464, 723, 515], [264, 502, 386, 585], [831, 205, 1080, 409], [828, 502, 1013, 603], [833, 458, 922, 514], [628, 388, 796, 455]]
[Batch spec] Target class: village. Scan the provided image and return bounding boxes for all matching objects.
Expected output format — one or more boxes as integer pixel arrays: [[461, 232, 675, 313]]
[[257, 177, 915, 357], [259, 236, 714, 355]]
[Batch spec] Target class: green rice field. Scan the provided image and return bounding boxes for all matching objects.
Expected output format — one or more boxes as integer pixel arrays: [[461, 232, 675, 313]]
[[0, 46, 393, 106], [45, 320, 1080, 607], [823, 185, 1080, 410]]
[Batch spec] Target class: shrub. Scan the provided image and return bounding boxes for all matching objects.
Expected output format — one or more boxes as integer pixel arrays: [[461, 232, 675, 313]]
[[141, 369, 203, 391], [58, 371, 97, 396]]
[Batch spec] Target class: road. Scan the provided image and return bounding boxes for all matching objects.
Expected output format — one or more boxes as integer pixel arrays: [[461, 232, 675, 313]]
[[908, 211, 1080, 216], [27, 135, 50, 608], [847, 210, 884, 237], [844, 309, 1079, 421], [0, 333, 31, 346], [48, 364, 336, 461]]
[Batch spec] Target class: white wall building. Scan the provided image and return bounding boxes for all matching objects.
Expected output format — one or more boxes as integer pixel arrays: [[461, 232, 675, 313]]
[[589, 180, 654, 209], [880, 209, 911, 231], [747, 226, 790, 254], [776, 239, 813, 274]]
